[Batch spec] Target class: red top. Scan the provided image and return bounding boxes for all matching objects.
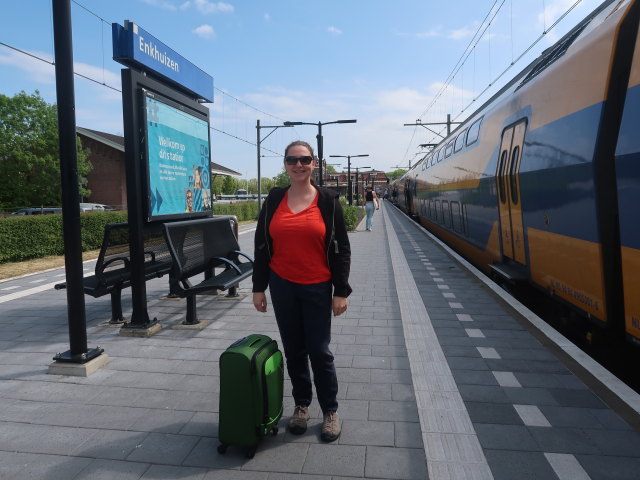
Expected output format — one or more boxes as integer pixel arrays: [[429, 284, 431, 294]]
[[269, 191, 331, 284]]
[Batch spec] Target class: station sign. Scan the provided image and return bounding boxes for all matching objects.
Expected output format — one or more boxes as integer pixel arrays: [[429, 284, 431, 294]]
[[112, 20, 214, 103]]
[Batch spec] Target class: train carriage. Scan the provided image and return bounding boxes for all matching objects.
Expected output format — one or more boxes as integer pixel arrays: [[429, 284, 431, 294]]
[[392, 0, 640, 345]]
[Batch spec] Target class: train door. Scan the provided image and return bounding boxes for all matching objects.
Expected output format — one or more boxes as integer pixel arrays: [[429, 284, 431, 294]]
[[496, 120, 527, 265]]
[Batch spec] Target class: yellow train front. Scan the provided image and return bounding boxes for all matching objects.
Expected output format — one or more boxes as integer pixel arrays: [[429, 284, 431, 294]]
[[392, 0, 640, 345]]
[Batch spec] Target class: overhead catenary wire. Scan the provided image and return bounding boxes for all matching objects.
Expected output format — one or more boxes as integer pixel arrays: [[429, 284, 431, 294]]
[[409, 0, 588, 160], [2, 0, 289, 159]]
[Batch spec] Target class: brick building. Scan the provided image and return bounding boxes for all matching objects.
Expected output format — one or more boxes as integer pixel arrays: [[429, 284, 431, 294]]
[[77, 127, 240, 210]]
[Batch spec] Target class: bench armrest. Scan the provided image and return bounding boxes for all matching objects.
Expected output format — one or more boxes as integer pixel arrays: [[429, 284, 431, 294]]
[[100, 256, 129, 274], [210, 256, 242, 275], [232, 250, 254, 264]]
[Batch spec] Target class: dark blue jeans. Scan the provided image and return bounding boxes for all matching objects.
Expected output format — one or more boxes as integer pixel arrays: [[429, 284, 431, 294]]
[[268, 270, 338, 413]]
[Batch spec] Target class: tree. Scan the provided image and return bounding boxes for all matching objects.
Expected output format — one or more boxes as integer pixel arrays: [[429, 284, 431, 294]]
[[274, 168, 290, 187], [260, 176, 274, 193], [0, 91, 91, 210], [386, 169, 407, 182], [325, 164, 337, 173], [212, 175, 224, 196], [222, 175, 239, 194]]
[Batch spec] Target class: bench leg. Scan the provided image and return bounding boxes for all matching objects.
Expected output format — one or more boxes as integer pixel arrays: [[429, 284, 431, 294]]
[[184, 294, 200, 325], [109, 290, 126, 324], [225, 285, 239, 298]]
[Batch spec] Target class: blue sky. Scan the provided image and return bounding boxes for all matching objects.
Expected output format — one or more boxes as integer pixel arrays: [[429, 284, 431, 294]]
[[1, 0, 602, 179]]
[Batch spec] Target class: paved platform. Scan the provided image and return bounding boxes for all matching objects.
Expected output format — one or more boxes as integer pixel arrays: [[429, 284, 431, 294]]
[[0, 203, 639, 479]]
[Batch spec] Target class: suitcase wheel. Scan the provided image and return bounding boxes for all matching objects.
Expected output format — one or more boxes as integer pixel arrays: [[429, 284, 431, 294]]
[[217, 444, 227, 454], [271, 426, 279, 436], [246, 447, 256, 459]]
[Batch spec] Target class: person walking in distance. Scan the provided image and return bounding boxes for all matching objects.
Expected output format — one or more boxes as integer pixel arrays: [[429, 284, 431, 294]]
[[252, 140, 352, 442], [364, 184, 379, 231]]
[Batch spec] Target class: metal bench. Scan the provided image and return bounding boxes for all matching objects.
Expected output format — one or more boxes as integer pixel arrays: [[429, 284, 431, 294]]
[[163, 216, 253, 325], [55, 223, 172, 323]]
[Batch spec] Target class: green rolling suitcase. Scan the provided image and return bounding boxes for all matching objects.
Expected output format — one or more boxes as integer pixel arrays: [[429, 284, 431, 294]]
[[217, 334, 284, 458]]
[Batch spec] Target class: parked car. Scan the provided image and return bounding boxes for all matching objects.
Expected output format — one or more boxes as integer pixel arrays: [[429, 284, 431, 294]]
[[11, 207, 62, 215], [79, 203, 114, 211]]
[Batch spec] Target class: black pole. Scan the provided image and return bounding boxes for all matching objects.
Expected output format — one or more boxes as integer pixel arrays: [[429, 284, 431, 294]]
[[317, 122, 323, 186], [121, 69, 153, 329], [257, 120, 261, 205], [52, 0, 102, 363], [347, 156, 352, 206]]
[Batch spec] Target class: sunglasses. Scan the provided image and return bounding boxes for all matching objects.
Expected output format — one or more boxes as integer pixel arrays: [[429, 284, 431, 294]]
[[285, 156, 314, 166]]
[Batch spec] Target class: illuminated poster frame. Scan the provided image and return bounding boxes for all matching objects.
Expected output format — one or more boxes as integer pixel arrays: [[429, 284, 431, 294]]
[[140, 88, 212, 222]]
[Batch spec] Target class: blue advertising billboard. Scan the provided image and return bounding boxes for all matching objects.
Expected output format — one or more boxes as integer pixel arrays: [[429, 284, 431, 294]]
[[142, 89, 212, 221]]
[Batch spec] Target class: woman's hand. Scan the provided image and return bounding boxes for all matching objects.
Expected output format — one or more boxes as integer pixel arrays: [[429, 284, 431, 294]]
[[332, 296, 348, 316], [253, 292, 268, 312]]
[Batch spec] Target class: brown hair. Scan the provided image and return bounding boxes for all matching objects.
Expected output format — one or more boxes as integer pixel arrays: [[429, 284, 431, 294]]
[[284, 140, 315, 158]]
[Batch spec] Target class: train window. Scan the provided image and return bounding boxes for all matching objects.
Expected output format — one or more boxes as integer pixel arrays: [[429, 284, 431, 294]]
[[510, 146, 520, 204], [462, 203, 469, 235], [454, 130, 467, 152], [435, 150, 442, 163], [444, 141, 454, 158], [428, 200, 434, 219], [498, 150, 508, 204], [434, 200, 441, 223], [442, 201, 452, 228], [451, 201, 462, 232], [466, 118, 482, 145]]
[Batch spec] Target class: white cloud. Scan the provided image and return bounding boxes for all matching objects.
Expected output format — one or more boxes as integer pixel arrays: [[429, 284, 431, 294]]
[[538, 0, 575, 30], [328, 26, 342, 36], [374, 88, 431, 113], [193, 24, 216, 39], [0, 47, 121, 92], [0, 48, 55, 84], [448, 26, 475, 40], [193, 0, 234, 14], [394, 27, 442, 39], [140, 0, 177, 11], [415, 29, 442, 38]]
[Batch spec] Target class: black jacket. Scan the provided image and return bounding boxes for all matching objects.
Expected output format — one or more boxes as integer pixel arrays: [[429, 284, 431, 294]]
[[252, 186, 352, 298]]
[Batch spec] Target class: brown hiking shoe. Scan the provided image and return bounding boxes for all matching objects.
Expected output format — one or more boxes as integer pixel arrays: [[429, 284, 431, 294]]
[[288, 405, 310, 435], [321, 411, 341, 442]]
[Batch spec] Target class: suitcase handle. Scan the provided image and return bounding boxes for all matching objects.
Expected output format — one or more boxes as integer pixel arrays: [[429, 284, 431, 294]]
[[228, 336, 247, 348]]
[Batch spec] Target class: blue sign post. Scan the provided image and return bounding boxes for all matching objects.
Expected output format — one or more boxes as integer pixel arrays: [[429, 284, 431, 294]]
[[112, 20, 214, 103]]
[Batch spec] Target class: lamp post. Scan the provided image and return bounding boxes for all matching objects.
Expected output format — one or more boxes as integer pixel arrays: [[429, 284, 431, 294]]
[[256, 120, 293, 203], [326, 163, 341, 194], [329, 154, 369, 206], [284, 119, 356, 186], [353, 166, 371, 206]]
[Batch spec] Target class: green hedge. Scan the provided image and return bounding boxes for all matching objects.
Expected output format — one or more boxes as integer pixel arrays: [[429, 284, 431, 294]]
[[0, 211, 127, 264], [212, 201, 260, 221]]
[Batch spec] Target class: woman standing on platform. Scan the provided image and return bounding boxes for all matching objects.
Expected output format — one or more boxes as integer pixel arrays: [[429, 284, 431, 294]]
[[364, 184, 379, 231], [252, 140, 352, 443]]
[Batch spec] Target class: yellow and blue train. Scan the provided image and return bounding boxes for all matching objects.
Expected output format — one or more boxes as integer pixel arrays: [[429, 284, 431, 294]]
[[391, 0, 640, 345]]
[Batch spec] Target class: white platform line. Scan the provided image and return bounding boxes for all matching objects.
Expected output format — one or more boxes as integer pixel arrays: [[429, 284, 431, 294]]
[[492, 371, 521, 388], [465, 328, 485, 338], [477, 347, 501, 359], [0, 282, 59, 304], [384, 207, 494, 480], [514, 404, 551, 427], [544, 453, 591, 480]]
